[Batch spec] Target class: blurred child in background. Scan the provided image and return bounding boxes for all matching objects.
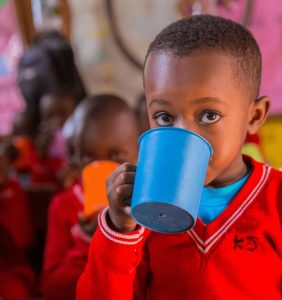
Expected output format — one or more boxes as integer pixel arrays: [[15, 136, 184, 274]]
[[16, 30, 87, 190], [31, 91, 78, 188], [0, 142, 36, 300], [11, 111, 38, 186], [17, 31, 86, 132], [41, 94, 138, 300]]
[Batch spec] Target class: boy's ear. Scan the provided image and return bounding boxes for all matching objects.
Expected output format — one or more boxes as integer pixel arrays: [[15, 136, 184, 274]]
[[248, 96, 271, 135]]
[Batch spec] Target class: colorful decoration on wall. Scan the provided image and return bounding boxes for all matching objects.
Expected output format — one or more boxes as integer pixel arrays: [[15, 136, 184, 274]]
[[0, 0, 7, 9], [31, 0, 63, 31], [0, 0, 24, 134], [242, 144, 265, 163], [177, 0, 253, 26]]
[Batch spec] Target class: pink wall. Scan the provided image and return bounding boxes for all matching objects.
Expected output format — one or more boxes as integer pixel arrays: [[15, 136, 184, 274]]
[[0, 0, 25, 135]]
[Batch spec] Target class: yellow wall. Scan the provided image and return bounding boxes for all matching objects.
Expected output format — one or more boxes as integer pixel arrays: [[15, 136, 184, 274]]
[[260, 116, 282, 169]]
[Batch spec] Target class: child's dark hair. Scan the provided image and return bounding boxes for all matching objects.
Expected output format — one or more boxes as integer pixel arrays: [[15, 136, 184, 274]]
[[31, 30, 67, 46], [17, 31, 86, 129], [40, 89, 79, 103], [78, 94, 131, 122], [146, 15, 261, 100]]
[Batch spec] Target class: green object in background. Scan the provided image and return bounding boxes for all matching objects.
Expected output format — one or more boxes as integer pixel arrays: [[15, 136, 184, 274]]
[[0, 0, 7, 9], [242, 143, 264, 163], [260, 117, 282, 169]]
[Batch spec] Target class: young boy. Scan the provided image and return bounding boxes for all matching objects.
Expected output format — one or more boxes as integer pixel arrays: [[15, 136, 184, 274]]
[[77, 15, 282, 299], [41, 94, 138, 300]]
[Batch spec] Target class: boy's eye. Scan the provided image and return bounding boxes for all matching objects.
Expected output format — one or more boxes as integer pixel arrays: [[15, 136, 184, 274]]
[[199, 111, 221, 124], [153, 112, 175, 127]]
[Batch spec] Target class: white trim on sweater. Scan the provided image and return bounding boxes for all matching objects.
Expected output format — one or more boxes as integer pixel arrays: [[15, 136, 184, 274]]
[[99, 208, 144, 245], [73, 184, 84, 204], [188, 165, 271, 254]]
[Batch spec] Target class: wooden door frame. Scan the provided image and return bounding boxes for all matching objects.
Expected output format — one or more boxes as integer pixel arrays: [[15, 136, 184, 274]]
[[14, 0, 71, 47], [14, 0, 35, 46]]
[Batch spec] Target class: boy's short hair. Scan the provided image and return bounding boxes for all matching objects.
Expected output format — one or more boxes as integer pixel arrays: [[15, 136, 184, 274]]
[[146, 15, 261, 100]]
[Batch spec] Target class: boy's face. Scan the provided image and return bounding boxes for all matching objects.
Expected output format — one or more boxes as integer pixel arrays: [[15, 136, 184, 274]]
[[75, 110, 138, 168], [144, 52, 267, 186], [40, 94, 76, 128]]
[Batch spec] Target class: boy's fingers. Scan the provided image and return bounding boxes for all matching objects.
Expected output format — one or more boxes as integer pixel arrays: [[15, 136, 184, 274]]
[[106, 163, 136, 185], [114, 171, 136, 186], [115, 184, 134, 207], [107, 182, 132, 205]]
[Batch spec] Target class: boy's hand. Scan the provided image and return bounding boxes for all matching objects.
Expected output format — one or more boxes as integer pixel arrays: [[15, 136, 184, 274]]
[[106, 163, 137, 233]]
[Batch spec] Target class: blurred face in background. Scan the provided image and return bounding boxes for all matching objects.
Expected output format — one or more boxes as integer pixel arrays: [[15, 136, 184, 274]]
[[37, 93, 77, 159], [74, 109, 139, 168], [13, 112, 34, 137], [40, 93, 77, 128]]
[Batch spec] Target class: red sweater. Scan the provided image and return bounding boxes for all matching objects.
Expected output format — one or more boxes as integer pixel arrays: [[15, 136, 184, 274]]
[[0, 179, 35, 300], [77, 158, 282, 299], [31, 157, 68, 187], [42, 183, 90, 300], [0, 180, 33, 252]]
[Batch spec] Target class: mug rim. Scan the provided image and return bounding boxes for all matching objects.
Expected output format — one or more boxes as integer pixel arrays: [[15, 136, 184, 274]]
[[139, 127, 213, 156]]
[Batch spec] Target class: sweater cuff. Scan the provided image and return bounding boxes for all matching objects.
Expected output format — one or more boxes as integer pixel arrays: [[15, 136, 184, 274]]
[[98, 207, 145, 246]]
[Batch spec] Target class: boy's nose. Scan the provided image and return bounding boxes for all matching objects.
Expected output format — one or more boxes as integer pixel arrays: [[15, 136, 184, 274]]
[[176, 120, 198, 134]]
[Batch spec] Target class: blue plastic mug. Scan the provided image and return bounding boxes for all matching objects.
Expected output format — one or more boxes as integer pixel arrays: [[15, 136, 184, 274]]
[[131, 127, 212, 234]]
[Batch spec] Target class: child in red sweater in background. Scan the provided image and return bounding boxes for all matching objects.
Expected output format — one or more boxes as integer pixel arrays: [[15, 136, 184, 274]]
[[41, 94, 138, 300], [77, 16, 282, 299], [31, 91, 77, 188], [0, 143, 36, 300], [11, 111, 38, 186]]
